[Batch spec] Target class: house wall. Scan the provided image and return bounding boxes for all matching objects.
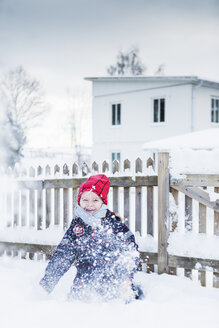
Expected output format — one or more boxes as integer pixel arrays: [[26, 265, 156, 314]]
[[194, 86, 219, 131], [91, 80, 218, 165]]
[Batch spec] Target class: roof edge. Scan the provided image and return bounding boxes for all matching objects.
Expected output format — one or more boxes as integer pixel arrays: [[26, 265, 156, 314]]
[[84, 75, 219, 87], [84, 75, 199, 81]]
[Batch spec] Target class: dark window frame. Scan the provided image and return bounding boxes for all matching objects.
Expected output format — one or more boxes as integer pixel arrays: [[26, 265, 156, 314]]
[[153, 98, 165, 123], [211, 98, 219, 123], [112, 103, 121, 125]]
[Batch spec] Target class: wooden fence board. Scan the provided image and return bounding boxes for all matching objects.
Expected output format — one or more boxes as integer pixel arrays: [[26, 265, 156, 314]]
[[54, 188, 60, 225], [72, 187, 78, 212], [172, 185, 219, 213], [199, 271, 206, 287], [63, 188, 69, 229], [168, 255, 219, 273], [45, 189, 51, 228], [170, 187, 178, 231], [17, 176, 158, 191], [102, 160, 109, 173], [21, 190, 27, 227], [185, 195, 193, 231], [17, 180, 43, 190], [199, 203, 207, 233], [123, 187, 130, 227], [213, 187, 219, 287], [184, 268, 192, 279], [113, 187, 119, 214], [169, 267, 177, 275], [110, 176, 158, 187], [135, 186, 141, 233], [147, 186, 154, 236], [6, 192, 13, 227], [135, 158, 142, 173], [0, 241, 56, 256], [13, 191, 19, 227], [199, 201, 207, 285], [147, 264, 155, 273], [140, 252, 158, 265], [37, 190, 43, 230], [113, 160, 119, 174], [158, 152, 169, 274], [214, 187, 219, 234], [171, 174, 219, 187], [29, 190, 35, 228], [213, 272, 219, 288]]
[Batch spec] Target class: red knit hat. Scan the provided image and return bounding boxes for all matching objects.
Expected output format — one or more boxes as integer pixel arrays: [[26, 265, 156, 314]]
[[77, 174, 110, 205]]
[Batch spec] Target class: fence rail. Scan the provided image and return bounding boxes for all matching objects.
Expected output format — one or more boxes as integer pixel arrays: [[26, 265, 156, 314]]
[[1, 153, 219, 288]]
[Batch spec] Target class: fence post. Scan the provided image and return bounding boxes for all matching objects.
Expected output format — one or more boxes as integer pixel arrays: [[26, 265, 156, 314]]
[[158, 152, 169, 274]]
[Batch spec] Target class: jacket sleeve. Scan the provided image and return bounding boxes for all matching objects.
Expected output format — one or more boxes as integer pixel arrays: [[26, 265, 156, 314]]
[[39, 223, 77, 293], [114, 218, 139, 249], [113, 218, 140, 276]]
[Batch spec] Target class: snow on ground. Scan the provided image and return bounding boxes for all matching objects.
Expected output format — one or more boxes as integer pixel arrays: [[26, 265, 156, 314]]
[[1, 129, 219, 327], [0, 257, 219, 328]]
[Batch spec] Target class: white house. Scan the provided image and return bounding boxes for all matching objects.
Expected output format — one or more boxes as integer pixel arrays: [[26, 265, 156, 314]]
[[85, 76, 219, 165]]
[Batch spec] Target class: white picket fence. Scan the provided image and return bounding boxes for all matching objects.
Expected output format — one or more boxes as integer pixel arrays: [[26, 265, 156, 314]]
[[0, 154, 219, 288], [0, 158, 157, 234]]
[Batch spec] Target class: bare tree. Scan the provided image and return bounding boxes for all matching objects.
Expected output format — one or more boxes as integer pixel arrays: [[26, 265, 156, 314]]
[[154, 64, 165, 76], [65, 87, 91, 164], [0, 66, 46, 167], [107, 47, 146, 76]]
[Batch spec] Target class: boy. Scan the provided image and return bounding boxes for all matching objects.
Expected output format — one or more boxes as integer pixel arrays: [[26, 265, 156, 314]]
[[40, 174, 140, 301]]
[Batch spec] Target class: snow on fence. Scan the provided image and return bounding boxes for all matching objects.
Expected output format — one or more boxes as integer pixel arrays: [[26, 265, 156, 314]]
[[0, 153, 219, 288]]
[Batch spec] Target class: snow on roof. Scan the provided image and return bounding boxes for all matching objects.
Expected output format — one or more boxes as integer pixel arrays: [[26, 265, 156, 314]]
[[143, 129, 219, 151], [84, 76, 219, 88]]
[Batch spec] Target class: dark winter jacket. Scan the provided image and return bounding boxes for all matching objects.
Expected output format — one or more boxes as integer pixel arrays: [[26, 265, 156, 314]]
[[40, 209, 139, 294]]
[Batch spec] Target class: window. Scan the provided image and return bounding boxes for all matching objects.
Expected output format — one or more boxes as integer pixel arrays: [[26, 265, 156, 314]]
[[153, 98, 165, 123], [211, 98, 219, 123], [112, 152, 120, 164], [112, 104, 121, 125]]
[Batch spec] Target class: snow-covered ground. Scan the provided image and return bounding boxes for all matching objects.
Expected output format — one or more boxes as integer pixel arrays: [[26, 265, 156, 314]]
[[0, 256, 219, 328], [1, 130, 219, 327]]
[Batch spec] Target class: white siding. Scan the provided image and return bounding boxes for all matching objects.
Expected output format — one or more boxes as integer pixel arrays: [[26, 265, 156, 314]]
[[194, 87, 219, 130], [91, 79, 219, 163]]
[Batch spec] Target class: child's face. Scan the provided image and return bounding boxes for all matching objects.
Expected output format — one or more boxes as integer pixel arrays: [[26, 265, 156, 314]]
[[79, 191, 103, 215]]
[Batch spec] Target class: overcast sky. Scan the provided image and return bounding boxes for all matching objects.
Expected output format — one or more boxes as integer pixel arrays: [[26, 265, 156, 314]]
[[0, 0, 219, 147]]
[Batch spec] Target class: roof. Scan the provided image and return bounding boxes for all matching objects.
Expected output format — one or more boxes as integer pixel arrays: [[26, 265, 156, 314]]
[[143, 128, 219, 151], [84, 76, 219, 89]]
